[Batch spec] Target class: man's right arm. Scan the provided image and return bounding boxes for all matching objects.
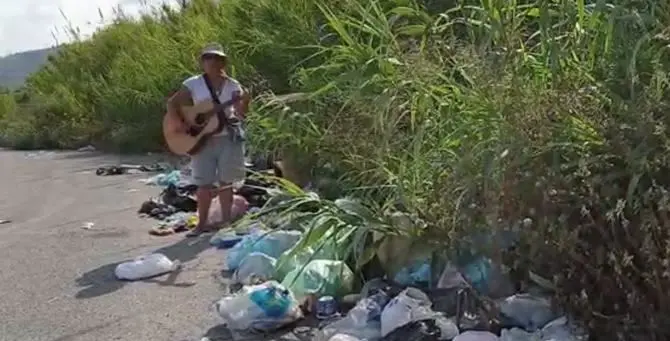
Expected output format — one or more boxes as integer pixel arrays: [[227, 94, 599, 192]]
[[166, 85, 193, 122]]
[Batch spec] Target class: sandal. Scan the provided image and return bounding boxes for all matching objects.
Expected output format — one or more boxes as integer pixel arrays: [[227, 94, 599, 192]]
[[186, 225, 215, 237], [149, 226, 175, 236]]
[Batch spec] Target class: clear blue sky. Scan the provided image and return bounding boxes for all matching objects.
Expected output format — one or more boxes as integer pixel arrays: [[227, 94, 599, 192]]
[[0, 0, 176, 56]]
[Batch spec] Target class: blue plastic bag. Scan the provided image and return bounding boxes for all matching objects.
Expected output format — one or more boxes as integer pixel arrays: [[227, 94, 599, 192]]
[[215, 281, 303, 332], [393, 260, 431, 286], [225, 230, 302, 271]]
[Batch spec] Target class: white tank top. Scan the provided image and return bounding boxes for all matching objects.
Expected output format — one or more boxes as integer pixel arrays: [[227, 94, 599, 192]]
[[182, 74, 242, 136]]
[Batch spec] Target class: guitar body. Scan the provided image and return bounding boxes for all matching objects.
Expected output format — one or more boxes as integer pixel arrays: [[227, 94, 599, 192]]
[[163, 100, 222, 156]]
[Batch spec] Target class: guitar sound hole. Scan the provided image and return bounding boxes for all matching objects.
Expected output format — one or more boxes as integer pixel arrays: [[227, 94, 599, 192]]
[[188, 126, 202, 137], [194, 113, 206, 125]]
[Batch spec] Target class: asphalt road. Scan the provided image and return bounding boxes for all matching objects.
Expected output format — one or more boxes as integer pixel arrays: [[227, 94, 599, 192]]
[[0, 150, 235, 341]]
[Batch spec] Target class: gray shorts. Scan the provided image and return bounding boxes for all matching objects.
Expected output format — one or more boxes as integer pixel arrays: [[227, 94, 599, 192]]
[[191, 135, 245, 186]]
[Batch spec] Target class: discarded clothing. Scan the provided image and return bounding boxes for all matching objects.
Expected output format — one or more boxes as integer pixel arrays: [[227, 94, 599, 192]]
[[96, 163, 166, 176], [161, 184, 197, 212], [138, 200, 177, 220]]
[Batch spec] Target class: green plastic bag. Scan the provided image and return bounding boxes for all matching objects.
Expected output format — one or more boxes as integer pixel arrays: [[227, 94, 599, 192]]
[[275, 243, 339, 280], [281, 260, 355, 300]]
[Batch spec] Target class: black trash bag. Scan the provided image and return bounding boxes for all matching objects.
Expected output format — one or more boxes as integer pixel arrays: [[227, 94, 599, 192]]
[[236, 177, 272, 208], [138, 200, 176, 220], [96, 165, 126, 176], [382, 319, 442, 341], [429, 287, 502, 334], [161, 184, 197, 212]]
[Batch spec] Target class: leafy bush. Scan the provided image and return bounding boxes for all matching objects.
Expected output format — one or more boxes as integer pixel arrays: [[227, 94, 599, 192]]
[[2, 0, 670, 338]]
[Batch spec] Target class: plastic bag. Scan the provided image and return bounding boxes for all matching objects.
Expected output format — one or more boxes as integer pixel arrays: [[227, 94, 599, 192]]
[[540, 317, 587, 341], [314, 291, 391, 341], [453, 331, 499, 341], [233, 252, 277, 285], [210, 222, 263, 248], [207, 195, 249, 224], [114, 253, 180, 280], [329, 334, 366, 341], [437, 263, 468, 289], [461, 257, 515, 298], [500, 328, 535, 341], [382, 319, 441, 341], [500, 316, 587, 341], [141, 170, 187, 187], [381, 288, 432, 337], [275, 242, 339, 280], [499, 294, 557, 331], [394, 261, 432, 286], [225, 230, 302, 271], [215, 281, 303, 332], [282, 260, 355, 300], [380, 287, 458, 338]]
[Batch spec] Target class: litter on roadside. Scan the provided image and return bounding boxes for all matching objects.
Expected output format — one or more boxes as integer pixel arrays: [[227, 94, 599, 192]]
[[114, 253, 180, 281]]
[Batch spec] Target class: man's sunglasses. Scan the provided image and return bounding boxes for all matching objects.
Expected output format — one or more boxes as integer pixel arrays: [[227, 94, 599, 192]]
[[201, 54, 226, 62]]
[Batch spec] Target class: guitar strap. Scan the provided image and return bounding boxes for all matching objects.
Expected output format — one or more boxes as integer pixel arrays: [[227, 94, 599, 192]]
[[202, 73, 246, 142]]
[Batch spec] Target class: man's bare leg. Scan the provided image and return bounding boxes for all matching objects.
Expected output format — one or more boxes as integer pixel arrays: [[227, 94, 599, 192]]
[[187, 185, 214, 236], [218, 183, 233, 225]]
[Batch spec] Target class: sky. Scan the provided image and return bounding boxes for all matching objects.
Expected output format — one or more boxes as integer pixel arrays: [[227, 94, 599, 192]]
[[0, 0, 176, 56]]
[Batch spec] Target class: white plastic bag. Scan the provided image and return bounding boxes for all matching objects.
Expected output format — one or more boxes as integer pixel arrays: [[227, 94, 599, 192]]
[[316, 320, 382, 341], [435, 318, 460, 340], [215, 281, 303, 332], [232, 252, 277, 285], [437, 263, 468, 289], [114, 253, 180, 281], [540, 317, 587, 341], [328, 334, 365, 341], [500, 316, 587, 341], [380, 287, 432, 337], [453, 331, 499, 341], [500, 328, 536, 341], [499, 294, 557, 331], [314, 291, 390, 341]]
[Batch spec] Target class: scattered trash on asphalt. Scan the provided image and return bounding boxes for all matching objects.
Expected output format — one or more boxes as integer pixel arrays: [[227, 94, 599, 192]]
[[114, 253, 180, 281], [24, 151, 55, 159], [96, 164, 166, 176], [77, 145, 96, 152]]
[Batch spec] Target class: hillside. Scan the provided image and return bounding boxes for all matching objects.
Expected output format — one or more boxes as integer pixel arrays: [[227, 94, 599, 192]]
[[0, 47, 57, 88]]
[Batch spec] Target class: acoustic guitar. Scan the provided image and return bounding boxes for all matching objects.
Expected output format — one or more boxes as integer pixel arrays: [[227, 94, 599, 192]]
[[163, 97, 240, 156]]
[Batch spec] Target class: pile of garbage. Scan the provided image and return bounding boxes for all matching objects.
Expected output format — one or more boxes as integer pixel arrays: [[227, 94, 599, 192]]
[[207, 218, 587, 341], [111, 157, 586, 341], [136, 159, 276, 236]]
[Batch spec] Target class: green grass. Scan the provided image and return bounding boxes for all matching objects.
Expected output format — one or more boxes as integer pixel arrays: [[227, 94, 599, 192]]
[[2, 0, 670, 338]]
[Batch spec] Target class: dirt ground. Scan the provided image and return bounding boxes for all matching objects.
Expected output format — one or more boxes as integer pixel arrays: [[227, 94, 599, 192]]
[[0, 149, 305, 341]]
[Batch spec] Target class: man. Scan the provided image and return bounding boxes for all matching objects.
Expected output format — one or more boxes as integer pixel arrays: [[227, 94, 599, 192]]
[[166, 43, 250, 237]]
